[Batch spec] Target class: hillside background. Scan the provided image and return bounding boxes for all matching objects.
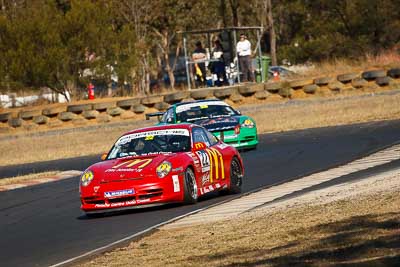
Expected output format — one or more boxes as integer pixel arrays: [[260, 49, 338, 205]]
[[0, 0, 399, 100]]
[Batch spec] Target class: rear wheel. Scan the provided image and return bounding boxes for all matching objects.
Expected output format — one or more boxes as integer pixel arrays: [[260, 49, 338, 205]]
[[228, 157, 243, 194], [183, 168, 198, 204]]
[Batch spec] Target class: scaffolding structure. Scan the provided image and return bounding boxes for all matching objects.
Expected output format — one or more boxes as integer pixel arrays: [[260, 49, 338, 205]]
[[179, 26, 264, 90]]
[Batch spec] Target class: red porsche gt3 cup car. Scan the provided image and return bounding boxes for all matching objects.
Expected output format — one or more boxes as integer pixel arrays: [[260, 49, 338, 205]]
[[80, 124, 244, 215]]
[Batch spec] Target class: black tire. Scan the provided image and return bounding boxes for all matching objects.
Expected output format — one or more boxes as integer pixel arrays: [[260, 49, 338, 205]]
[[214, 88, 235, 98], [376, 76, 391, 86], [361, 70, 386, 80], [190, 89, 211, 99], [164, 91, 189, 103], [303, 84, 319, 94], [154, 102, 170, 111], [132, 104, 146, 114], [67, 104, 93, 113], [337, 73, 359, 83], [228, 157, 243, 194], [93, 102, 116, 111], [117, 98, 140, 109], [314, 76, 333, 86], [388, 68, 400, 78], [183, 168, 198, 204], [0, 112, 12, 122]]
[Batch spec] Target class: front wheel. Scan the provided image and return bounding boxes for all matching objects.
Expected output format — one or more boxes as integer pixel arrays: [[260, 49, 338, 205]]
[[183, 168, 198, 204], [228, 157, 243, 194]]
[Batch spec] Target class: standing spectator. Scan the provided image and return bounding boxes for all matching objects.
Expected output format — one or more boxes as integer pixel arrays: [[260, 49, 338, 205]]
[[192, 41, 207, 86], [236, 33, 255, 82], [210, 39, 227, 86]]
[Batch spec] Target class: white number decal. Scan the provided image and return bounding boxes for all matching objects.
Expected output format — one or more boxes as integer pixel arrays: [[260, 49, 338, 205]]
[[196, 150, 210, 172]]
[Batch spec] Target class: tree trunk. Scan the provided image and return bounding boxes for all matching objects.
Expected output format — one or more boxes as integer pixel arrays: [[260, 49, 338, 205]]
[[164, 52, 175, 89], [219, 0, 227, 28], [266, 0, 277, 66], [155, 29, 179, 90], [229, 0, 239, 27]]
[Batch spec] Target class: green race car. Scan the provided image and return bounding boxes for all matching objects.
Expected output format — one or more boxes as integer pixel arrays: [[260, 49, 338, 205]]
[[146, 99, 258, 150]]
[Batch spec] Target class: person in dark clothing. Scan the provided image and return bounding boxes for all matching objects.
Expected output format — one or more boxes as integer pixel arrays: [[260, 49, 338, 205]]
[[192, 41, 207, 86], [210, 39, 227, 86]]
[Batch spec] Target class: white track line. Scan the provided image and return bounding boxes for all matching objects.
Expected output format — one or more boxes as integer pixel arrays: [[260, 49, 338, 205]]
[[163, 143, 400, 229], [49, 208, 207, 267], [51, 143, 400, 265]]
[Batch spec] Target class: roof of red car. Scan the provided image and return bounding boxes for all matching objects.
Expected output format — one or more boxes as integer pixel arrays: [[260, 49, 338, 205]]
[[123, 123, 194, 136]]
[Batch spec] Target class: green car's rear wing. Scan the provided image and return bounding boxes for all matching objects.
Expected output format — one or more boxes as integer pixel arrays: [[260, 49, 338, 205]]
[[145, 112, 165, 121]]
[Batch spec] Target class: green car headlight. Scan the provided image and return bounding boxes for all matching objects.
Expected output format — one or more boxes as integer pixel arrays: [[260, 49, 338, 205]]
[[241, 119, 255, 128], [81, 170, 94, 187], [156, 161, 172, 178]]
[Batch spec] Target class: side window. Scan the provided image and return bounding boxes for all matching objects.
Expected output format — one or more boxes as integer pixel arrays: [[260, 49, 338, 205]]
[[162, 108, 174, 123], [206, 130, 218, 146], [192, 127, 210, 147]]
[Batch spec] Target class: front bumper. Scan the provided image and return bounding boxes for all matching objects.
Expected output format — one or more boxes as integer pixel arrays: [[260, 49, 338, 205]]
[[80, 174, 184, 213], [213, 127, 258, 149]]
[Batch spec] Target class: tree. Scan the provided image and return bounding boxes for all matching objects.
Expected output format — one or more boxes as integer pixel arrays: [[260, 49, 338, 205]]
[[265, 0, 277, 65]]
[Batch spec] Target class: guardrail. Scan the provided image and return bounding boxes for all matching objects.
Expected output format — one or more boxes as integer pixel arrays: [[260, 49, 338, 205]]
[[0, 68, 399, 134]]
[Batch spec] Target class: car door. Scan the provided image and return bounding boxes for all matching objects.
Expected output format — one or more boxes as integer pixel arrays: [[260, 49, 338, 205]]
[[192, 127, 226, 194]]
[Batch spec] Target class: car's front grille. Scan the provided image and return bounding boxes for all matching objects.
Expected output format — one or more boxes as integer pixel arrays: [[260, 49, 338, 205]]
[[243, 136, 255, 141], [108, 196, 136, 203], [83, 197, 104, 205], [138, 189, 163, 200], [83, 188, 164, 206]]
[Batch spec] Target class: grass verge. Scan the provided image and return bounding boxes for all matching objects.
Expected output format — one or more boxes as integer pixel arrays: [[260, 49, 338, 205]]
[[0, 171, 59, 187], [1, 90, 400, 166], [78, 171, 400, 267]]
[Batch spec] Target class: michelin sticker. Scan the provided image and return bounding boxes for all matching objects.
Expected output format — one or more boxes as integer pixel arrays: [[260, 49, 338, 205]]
[[104, 189, 135, 198]]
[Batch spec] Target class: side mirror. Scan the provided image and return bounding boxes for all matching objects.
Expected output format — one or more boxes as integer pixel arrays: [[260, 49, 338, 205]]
[[192, 142, 207, 152], [236, 110, 241, 115], [101, 153, 108, 161]]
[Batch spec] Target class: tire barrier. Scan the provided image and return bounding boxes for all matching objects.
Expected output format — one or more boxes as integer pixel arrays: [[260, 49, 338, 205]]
[[337, 73, 359, 83], [0, 67, 399, 133]]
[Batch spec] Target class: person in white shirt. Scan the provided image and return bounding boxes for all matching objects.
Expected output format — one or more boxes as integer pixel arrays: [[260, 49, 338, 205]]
[[236, 33, 255, 82]]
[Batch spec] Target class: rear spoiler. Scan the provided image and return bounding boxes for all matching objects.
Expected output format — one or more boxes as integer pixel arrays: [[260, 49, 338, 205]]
[[145, 112, 165, 121]]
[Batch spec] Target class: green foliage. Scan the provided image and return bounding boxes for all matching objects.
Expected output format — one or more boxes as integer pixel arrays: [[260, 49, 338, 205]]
[[0, 0, 139, 97], [275, 0, 400, 64], [0, 0, 398, 96]]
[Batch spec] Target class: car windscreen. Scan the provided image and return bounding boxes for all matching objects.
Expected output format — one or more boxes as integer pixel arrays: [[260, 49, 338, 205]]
[[107, 129, 191, 159], [176, 102, 237, 123]]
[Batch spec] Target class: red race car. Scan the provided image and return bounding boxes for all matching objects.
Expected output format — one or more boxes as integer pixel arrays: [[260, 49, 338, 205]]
[[80, 123, 244, 215]]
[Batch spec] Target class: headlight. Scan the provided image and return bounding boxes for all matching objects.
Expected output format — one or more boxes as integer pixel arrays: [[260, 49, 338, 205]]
[[156, 161, 172, 178], [241, 119, 255, 128], [81, 170, 94, 187]]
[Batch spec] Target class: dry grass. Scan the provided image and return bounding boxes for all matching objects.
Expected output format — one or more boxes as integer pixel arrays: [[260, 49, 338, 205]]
[[78, 176, 400, 267], [1, 91, 400, 166], [0, 171, 58, 186], [248, 92, 400, 134], [302, 50, 400, 77], [0, 123, 150, 166]]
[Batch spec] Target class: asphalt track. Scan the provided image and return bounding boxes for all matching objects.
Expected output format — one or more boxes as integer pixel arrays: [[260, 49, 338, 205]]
[[1, 119, 400, 267]]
